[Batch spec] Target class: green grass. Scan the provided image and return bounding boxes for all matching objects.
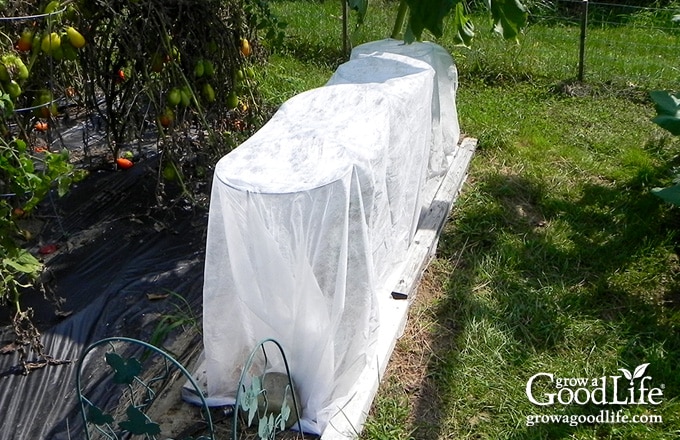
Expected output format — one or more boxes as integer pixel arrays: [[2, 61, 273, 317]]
[[258, 2, 680, 438]]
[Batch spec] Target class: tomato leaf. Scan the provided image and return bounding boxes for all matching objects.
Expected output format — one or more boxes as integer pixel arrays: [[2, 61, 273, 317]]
[[13, 138, 26, 153], [0, 93, 14, 118], [650, 91, 680, 135], [452, 2, 475, 47], [405, 0, 456, 42], [489, 0, 528, 41], [57, 176, 72, 197], [3, 250, 42, 275], [652, 185, 680, 207]]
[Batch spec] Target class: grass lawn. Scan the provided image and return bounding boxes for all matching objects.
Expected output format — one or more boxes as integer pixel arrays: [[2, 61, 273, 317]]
[[260, 1, 680, 438]]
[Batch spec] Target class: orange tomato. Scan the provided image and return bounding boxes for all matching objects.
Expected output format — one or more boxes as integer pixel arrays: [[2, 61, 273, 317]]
[[240, 38, 251, 57], [34, 121, 48, 132], [115, 69, 126, 83], [116, 157, 134, 169]]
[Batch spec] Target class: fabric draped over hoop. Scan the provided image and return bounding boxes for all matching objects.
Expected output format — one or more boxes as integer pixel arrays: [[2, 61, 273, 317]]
[[196, 40, 459, 434]]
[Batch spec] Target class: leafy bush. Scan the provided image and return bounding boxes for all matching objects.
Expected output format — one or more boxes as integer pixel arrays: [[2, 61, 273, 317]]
[[649, 90, 680, 206]]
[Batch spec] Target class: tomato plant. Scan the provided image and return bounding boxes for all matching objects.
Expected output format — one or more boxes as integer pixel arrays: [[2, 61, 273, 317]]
[[0, 0, 284, 367], [0, 1, 88, 367], [69, 0, 284, 202]]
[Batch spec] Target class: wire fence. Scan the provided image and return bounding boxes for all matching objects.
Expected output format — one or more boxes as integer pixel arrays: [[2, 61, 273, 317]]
[[527, 0, 680, 87]]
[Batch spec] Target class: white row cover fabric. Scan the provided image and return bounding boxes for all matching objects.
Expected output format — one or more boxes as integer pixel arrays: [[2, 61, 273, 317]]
[[198, 40, 459, 435], [351, 39, 460, 178]]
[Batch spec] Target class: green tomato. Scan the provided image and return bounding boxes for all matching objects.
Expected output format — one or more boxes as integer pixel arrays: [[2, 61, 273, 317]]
[[179, 87, 192, 107], [16, 61, 28, 80], [194, 60, 204, 78], [226, 91, 239, 110], [0, 64, 9, 82], [6, 80, 21, 98], [167, 88, 181, 107], [202, 83, 215, 103], [66, 27, 86, 49], [44, 0, 60, 13], [203, 60, 215, 77], [41, 32, 61, 54], [162, 164, 177, 181]]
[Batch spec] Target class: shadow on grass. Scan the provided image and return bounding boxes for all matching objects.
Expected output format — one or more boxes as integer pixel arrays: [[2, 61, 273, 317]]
[[407, 162, 680, 438]]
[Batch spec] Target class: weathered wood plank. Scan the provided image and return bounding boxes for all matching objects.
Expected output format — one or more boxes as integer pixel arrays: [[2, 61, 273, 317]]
[[391, 136, 477, 300]]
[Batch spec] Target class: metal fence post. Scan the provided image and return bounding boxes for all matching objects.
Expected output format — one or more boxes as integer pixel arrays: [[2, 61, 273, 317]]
[[578, 0, 589, 81], [342, 0, 349, 58]]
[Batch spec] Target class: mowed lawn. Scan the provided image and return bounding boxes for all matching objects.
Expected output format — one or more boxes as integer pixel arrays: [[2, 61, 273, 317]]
[[260, 2, 680, 439]]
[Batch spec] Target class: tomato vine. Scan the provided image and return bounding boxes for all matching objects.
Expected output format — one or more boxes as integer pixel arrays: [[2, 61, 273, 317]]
[[0, 0, 283, 371]]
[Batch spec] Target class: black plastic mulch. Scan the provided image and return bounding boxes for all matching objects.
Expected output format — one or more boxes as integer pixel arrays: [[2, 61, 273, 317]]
[[0, 154, 210, 439]]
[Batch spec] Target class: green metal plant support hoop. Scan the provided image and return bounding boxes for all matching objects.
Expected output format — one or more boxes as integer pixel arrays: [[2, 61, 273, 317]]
[[233, 338, 304, 440], [75, 336, 215, 440]]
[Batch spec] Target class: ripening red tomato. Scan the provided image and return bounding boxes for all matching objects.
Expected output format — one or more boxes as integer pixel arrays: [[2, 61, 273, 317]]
[[16, 30, 33, 52], [114, 69, 126, 83], [159, 108, 174, 128], [39, 244, 58, 255], [116, 157, 134, 169], [34, 121, 48, 132]]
